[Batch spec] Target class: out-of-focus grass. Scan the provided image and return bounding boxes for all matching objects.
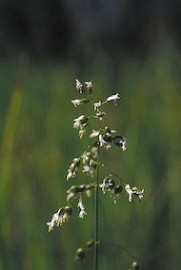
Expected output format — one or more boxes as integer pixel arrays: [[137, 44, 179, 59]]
[[0, 43, 180, 270]]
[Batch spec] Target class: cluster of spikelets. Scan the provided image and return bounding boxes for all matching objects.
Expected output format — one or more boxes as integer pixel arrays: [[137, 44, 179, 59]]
[[47, 79, 144, 265]]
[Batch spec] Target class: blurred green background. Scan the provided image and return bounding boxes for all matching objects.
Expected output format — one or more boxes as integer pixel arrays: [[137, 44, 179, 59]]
[[0, 1, 181, 270]]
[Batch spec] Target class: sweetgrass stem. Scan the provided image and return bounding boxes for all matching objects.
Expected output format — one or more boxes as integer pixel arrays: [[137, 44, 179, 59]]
[[94, 150, 100, 270], [94, 123, 101, 270]]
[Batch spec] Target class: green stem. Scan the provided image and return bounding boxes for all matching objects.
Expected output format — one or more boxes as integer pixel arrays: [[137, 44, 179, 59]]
[[94, 126, 101, 270], [94, 153, 100, 270]]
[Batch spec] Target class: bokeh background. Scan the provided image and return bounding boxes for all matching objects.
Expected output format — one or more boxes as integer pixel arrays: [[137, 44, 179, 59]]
[[0, 1, 180, 269]]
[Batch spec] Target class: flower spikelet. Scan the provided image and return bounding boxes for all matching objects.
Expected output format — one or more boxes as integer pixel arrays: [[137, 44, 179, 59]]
[[125, 184, 144, 202]]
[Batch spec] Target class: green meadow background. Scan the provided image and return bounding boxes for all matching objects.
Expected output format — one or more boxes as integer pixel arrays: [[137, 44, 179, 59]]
[[0, 41, 180, 270]]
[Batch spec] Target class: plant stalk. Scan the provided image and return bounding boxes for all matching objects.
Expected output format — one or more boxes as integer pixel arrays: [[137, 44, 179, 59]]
[[94, 127, 101, 270]]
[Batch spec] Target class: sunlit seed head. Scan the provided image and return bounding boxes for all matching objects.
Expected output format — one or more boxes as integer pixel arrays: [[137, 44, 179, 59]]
[[75, 79, 85, 94], [67, 185, 79, 194], [132, 261, 139, 270], [75, 248, 85, 261], [106, 93, 120, 103], [93, 101, 102, 111], [86, 239, 96, 249], [84, 81, 93, 94], [66, 192, 75, 202]]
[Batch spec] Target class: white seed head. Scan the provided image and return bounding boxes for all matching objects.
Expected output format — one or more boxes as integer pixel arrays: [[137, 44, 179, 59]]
[[71, 99, 82, 107], [93, 101, 102, 111], [106, 93, 120, 103], [77, 197, 87, 218], [89, 130, 100, 138], [75, 79, 84, 93]]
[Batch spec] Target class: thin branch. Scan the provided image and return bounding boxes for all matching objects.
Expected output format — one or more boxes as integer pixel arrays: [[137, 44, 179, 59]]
[[101, 163, 126, 185], [101, 240, 136, 261]]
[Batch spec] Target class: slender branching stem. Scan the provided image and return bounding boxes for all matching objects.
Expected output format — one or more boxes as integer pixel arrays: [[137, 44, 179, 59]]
[[101, 240, 136, 261], [101, 163, 125, 185]]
